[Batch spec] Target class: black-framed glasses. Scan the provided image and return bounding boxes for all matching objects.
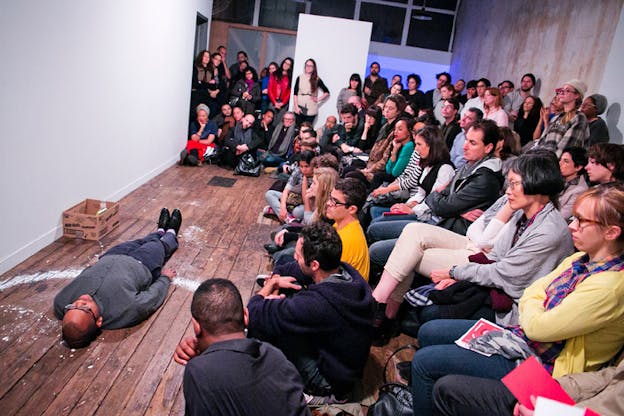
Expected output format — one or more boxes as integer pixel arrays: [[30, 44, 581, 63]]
[[64, 304, 96, 322], [328, 196, 348, 207]]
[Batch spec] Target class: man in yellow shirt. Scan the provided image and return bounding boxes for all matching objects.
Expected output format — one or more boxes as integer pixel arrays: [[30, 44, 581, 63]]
[[326, 178, 370, 281]]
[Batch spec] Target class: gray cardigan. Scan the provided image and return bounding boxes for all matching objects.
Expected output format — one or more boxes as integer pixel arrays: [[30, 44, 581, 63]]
[[53, 254, 171, 329], [453, 202, 574, 326]]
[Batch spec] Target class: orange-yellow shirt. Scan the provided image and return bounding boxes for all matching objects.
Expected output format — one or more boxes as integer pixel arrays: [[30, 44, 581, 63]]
[[334, 220, 370, 281]]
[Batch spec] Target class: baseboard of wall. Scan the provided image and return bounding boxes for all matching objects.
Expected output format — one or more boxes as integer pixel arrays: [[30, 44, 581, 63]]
[[0, 156, 178, 276]]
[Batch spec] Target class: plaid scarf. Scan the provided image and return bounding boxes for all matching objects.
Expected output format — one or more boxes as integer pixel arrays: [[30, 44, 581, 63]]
[[509, 253, 624, 373]]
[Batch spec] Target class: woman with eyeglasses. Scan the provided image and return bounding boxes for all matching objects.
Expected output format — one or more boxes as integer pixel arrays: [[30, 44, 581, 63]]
[[371, 151, 574, 344], [410, 183, 624, 416], [534, 79, 590, 157], [293, 58, 330, 125]]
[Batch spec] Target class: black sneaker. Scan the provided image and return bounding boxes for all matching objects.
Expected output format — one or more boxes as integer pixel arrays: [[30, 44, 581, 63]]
[[264, 243, 280, 254], [158, 208, 170, 230], [169, 209, 182, 235]]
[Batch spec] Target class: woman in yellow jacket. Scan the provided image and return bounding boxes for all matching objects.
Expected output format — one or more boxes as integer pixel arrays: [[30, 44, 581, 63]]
[[410, 183, 624, 416]]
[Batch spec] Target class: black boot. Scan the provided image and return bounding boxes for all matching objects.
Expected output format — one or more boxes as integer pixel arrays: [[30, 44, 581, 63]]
[[169, 209, 183, 235]]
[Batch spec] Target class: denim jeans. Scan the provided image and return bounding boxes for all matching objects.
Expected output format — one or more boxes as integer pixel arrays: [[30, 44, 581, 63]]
[[265, 189, 283, 216], [366, 218, 417, 242], [369, 205, 391, 220], [411, 320, 517, 416]]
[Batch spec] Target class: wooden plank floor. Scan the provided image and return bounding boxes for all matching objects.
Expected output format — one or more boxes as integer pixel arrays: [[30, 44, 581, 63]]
[[0, 163, 416, 415]]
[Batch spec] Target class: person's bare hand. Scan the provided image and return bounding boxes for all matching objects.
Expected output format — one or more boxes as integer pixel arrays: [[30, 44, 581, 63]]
[[173, 336, 199, 365], [274, 229, 287, 246], [332, 134, 340, 143], [430, 269, 452, 283], [371, 187, 387, 197], [513, 396, 536, 416], [162, 268, 177, 281], [460, 209, 484, 222], [278, 207, 288, 222], [390, 203, 412, 214]]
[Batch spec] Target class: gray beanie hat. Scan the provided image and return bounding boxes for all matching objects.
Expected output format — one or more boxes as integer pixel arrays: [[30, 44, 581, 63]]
[[563, 79, 587, 99], [589, 94, 608, 114]]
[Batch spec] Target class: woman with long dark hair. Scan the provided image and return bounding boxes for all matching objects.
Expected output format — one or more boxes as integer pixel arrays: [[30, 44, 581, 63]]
[[368, 126, 453, 220], [268, 57, 293, 120], [514, 95, 543, 146], [293, 58, 330, 125], [336, 73, 362, 113], [190, 51, 221, 119]]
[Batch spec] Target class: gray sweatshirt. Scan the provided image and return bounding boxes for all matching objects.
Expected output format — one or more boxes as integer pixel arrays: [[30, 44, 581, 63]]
[[53, 254, 170, 329], [453, 202, 574, 326]]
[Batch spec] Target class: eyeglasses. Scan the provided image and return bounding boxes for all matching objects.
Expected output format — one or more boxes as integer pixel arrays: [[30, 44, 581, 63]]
[[64, 304, 96, 322], [506, 179, 523, 190], [555, 88, 576, 95], [570, 215, 603, 229], [327, 196, 348, 207]]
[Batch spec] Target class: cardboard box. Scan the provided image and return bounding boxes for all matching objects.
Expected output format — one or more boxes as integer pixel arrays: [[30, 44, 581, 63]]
[[63, 199, 120, 240]]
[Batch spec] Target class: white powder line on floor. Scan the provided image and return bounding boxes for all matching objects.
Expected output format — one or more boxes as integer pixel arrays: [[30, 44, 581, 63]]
[[0, 269, 200, 292], [0, 269, 83, 291]]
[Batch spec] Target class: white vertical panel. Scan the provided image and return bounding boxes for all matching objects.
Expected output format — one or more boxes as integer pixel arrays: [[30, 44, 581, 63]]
[[292, 14, 372, 127]]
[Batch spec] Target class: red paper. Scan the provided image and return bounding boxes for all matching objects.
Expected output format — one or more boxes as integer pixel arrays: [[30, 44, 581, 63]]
[[502, 356, 575, 410], [585, 409, 601, 416]]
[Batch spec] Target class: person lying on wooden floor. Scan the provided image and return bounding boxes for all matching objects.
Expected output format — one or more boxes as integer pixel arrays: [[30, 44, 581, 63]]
[[53, 208, 182, 348]]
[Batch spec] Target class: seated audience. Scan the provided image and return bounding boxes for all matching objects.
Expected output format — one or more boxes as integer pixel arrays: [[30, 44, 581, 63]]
[[336, 73, 362, 113], [374, 151, 573, 342], [229, 67, 261, 114], [358, 95, 406, 183], [558, 146, 589, 220], [180, 104, 218, 166], [497, 127, 521, 176], [326, 178, 370, 281], [514, 96, 543, 146], [369, 118, 415, 191], [585, 143, 624, 184], [265, 166, 339, 264], [402, 73, 426, 114], [174, 279, 309, 416], [367, 126, 453, 221], [450, 107, 484, 169], [213, 103, 235, 145], [581, 93, 610, 146], [264, 150, 315, 223], [410, 183, 624, 416], [352, 106, 383, 154], [461, 78, 490, 117], [440, 98, 462, 150], [433, 84, 457, 125], [333, 104, 364, 154], [247, 222, 374, 404], [535, 79, 590, 156], [483, 87, 509, 127], [432, 355, 624, 416], [366, 120, 504, 268], [259, 111, 297, 167], [54, 208, 182, 348], [221, 114, 261, 168], [252, 108, 275, 150]]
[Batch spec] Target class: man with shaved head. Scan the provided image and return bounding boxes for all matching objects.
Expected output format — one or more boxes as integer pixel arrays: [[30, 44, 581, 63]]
[[53, 208, 182, 348]]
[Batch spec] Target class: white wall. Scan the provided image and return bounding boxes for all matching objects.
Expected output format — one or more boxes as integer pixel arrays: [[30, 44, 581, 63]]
[[599, 5, 624, 144], [292, 14, 372, 127], [0, 0, 212, 275]]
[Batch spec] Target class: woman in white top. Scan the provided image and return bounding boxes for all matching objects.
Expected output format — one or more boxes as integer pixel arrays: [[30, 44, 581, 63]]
[[483, 87, 509, 127], [293, 58, 329, 125]]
